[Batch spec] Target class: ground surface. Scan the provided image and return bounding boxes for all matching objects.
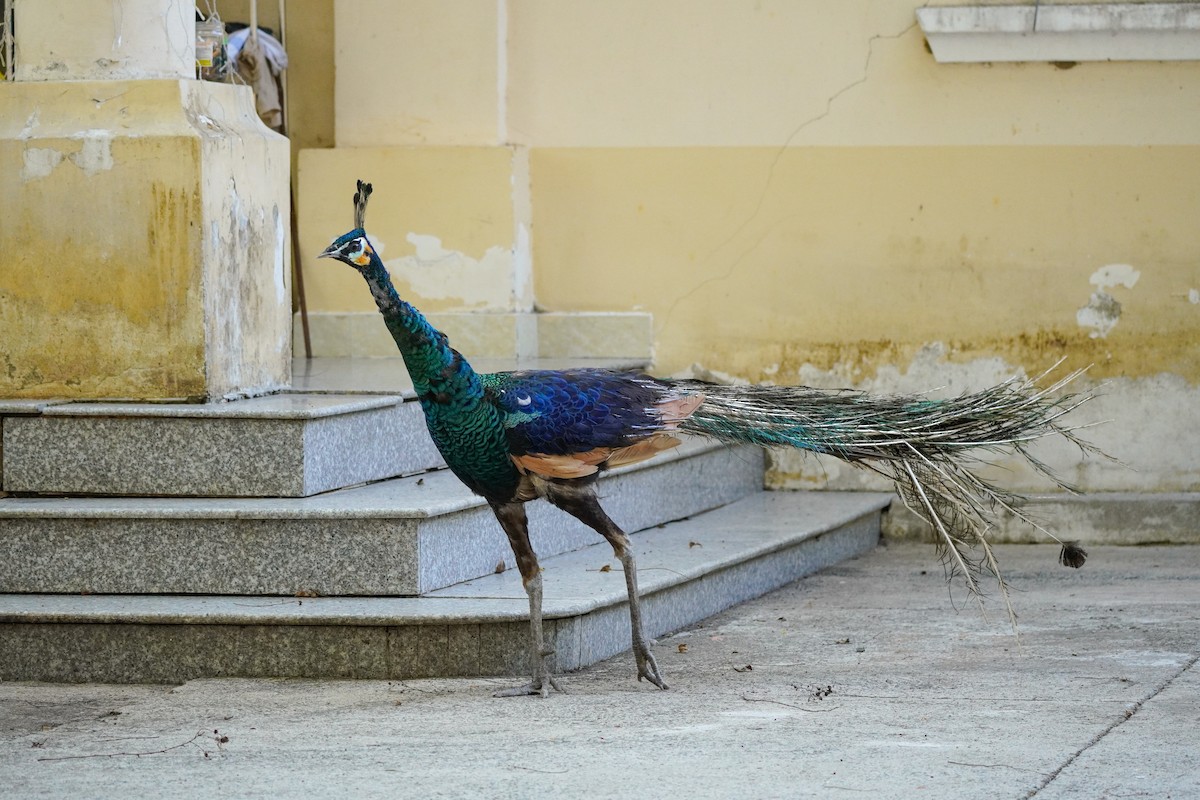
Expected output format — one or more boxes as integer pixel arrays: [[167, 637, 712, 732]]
[[2, 543, 1197, 799]]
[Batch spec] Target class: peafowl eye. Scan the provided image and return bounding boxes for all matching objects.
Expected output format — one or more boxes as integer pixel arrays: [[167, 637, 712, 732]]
[[319, 235, 374, 268]]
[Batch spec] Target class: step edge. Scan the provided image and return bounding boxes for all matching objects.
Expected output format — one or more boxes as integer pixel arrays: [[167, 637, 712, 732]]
[[31, 394, 405, 420], [541, 506, 886, 621], [0, 440, 755, 519], [0, 493, 886, 626]]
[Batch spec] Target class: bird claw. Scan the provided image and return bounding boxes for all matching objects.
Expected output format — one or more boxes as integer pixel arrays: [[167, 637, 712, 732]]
[[635, 645, 669, 690], [495, 644, 564, 698], [494, 673, 565, 699]]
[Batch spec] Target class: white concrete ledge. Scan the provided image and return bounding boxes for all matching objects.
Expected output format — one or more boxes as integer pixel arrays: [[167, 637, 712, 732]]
[[917, 4, 1200, 62], [294, 311, 653, 361]]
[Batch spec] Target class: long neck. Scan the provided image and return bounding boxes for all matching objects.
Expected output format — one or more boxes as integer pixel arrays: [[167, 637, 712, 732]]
[[359, 255, 480, 401]]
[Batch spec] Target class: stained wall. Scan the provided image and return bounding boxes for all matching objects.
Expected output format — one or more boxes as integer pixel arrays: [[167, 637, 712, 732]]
[[297, 1, 1200, 491]]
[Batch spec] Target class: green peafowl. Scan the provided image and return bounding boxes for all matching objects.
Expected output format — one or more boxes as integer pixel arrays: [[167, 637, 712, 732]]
[[320, 180, 1096, 697]]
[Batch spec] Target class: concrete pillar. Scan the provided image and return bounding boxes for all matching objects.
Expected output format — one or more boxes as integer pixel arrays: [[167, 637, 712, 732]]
[[0, 0, 291, 400], [13, 0, 195, 81]]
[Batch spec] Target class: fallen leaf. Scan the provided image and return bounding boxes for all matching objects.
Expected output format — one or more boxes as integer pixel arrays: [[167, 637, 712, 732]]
[[599, 564, 612, 573], [677, 643, 689, 654], [835, 638, 850, 645], [733, 664, 753, 673], [688, 541, 702, 548]]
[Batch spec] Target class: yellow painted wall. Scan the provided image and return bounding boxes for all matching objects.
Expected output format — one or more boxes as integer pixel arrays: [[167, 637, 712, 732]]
[[299, 146, 527, 314], [290, 0, 1199, 491], [330, 1, 1198, 148], [302, 0, 1199, 385], [1, 82, 207, 398], [533, 145, 1200, 381], [311, 1, 1199, 374], [333, 0, 501, 146], [508, 1, 1199, 147]]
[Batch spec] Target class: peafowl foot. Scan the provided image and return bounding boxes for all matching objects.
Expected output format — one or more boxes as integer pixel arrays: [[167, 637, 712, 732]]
[[633, 638, 669, 690], [493, 674, 565, 699], [494, 646, 565, 698]]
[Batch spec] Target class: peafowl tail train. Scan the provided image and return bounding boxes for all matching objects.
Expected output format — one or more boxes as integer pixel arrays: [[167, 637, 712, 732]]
[[673, 366, 1101, 624]]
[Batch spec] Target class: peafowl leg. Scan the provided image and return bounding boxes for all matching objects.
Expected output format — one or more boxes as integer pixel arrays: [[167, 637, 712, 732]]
[[544, 487, 668, 690], [490, 501, 563, 698]]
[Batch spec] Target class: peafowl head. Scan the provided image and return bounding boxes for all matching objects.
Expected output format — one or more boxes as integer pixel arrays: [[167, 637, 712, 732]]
[[318, 180, 378, 272]]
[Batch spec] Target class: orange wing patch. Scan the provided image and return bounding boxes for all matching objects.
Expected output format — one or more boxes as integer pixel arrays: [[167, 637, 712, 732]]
[[512, 449, 611, 479], [511, 434, 687, 479], [605, 434, 683, 468]]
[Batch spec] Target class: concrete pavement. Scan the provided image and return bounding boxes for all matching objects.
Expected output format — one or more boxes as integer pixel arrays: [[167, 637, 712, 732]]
[[3, 542, 1197, 799]]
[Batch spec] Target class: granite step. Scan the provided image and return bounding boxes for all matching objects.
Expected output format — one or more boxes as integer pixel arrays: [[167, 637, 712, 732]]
[[0, 440, 764, 596], [0, 491, 890, 683], [0, 358, 653, 498], [1, 394, 443, 498]]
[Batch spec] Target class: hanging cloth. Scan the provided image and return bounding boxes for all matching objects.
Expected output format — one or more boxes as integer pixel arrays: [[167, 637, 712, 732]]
[[232, 28, 289, 132]]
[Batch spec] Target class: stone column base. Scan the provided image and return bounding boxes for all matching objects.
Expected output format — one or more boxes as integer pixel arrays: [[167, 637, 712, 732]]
[[0, 80, 291, 401]]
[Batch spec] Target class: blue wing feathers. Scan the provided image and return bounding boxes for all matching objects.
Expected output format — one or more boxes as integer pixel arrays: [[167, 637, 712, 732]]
[[482, 369, 671, 456]]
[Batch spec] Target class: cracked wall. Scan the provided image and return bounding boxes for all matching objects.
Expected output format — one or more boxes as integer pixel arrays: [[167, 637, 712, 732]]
[[517, 2, 1199, 493], [533, 144, 1199, 383], [308, 1, 1198, 491]]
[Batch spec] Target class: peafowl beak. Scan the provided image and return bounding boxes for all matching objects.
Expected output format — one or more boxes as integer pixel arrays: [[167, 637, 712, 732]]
[[317, 242, 340, 260]]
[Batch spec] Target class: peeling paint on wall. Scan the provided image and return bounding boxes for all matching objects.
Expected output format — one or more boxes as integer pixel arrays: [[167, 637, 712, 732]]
[[273, 205, 287, 305], [20, 131, 115, 182], [1076, 263, 1141, 339], [21, 147, 63, 181], [746, 347, 1200, 495], [19, 111, 41, 139], [1090, 263, 1141, 291], [67, 130, 115, 176], [382, 233, 514, 309], [1077, 291, 1123, 339]]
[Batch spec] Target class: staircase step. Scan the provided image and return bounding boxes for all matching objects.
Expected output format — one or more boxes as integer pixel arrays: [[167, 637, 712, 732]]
[[0, 491, 889, 683], [0, 400, 68, 494], [1, 358, 657, 499], [0, 440, 763, 596], [1, 394, 445, 498]]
